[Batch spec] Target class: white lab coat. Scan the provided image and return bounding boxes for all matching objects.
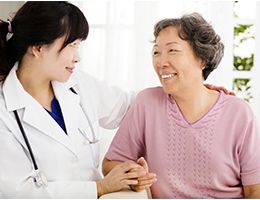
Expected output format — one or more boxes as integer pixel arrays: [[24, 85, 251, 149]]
[[0, 64, 134, 198]]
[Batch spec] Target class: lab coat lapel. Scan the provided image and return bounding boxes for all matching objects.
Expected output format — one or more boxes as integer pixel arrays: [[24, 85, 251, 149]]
[[22, 88, 78, 158], [3, 64, 79, 157], [51, 81, 80, 146]]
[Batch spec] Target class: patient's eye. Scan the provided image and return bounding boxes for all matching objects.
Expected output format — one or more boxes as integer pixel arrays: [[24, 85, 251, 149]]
[[152, 50, 160, 57], [169, 49, 179, 54]]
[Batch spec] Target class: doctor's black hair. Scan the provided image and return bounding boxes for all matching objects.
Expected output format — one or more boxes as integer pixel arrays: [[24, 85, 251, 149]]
[[0, 1, 89, 81]]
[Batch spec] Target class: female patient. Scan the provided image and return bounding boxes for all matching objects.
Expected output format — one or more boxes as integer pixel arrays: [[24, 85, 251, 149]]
[[103, 13, 260, 198]]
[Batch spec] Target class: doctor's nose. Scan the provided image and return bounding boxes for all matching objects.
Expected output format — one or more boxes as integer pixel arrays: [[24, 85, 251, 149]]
[[73, 50, 81, 63]]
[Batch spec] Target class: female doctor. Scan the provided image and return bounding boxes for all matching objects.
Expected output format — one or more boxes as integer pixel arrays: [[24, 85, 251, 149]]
[[0, 2, 148, 198]]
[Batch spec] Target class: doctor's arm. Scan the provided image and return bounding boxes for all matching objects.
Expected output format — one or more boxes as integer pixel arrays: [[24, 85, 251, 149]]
[[97, 85, 135, 129], [75, 71, 135, 129]]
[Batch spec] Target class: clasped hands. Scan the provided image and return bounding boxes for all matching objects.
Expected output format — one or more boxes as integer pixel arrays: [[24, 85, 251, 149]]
[[98, 157, 156, 196], [128, 157, 157, 191]]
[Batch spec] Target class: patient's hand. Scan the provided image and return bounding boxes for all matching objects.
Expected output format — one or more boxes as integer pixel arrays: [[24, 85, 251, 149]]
[[129, 157, 157, 192]]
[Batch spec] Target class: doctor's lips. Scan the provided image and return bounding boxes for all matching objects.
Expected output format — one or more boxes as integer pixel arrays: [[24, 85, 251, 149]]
[[65, 67, 75, 74]]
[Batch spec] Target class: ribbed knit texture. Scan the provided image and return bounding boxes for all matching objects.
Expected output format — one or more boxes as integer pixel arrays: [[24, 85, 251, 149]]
[[166, 94, 224, 198]]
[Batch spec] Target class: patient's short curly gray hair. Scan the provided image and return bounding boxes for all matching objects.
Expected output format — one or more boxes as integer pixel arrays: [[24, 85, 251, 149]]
[[154, 13, 224, 80]]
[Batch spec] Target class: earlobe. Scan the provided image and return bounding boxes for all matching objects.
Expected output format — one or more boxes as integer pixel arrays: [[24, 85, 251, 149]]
[[201, 61, 206, 70], [197, 58, 205, 70], [29, 45, 43, 58]]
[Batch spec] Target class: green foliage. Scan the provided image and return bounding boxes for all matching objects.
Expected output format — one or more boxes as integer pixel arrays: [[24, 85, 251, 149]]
[[232, 78, 253, 102], [232, 3, 255, 103], [233, 54, 254, 71], [234, 24, 254, 37]]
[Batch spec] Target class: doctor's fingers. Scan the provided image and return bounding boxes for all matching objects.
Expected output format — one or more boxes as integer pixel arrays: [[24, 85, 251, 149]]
[[137, 172, 156, 181], [119, 171, 152, 189], [130, 173, 157, 192], [120, 179, 139, 187], [137, 176, 157, 187], [117, 161, 144, 172], [123, 170, 147, 180]]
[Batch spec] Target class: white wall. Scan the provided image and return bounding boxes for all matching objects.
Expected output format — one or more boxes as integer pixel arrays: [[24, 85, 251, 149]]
[[0, 1, 24, 19], [206, 1, 234, 90]]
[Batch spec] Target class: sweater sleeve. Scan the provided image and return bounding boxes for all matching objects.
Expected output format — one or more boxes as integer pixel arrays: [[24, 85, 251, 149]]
[[239, 116, 260, 185], [105, 94, 146, 162]]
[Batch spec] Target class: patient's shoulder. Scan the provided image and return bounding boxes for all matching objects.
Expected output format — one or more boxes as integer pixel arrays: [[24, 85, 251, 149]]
[[137, 86, 165, 98], [221, 93, 255, 120], [135, 87, 166, 105]]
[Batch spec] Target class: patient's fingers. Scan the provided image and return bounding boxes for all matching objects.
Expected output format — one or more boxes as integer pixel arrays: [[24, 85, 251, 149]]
[[137, 157, 149, 172], [129, 172, 157, 191], [138, 178, 157, 186], [133, 183, 154, 191]]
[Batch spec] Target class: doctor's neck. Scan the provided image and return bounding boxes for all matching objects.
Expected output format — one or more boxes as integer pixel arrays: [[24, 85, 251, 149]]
[[16, 60, 54, 110]]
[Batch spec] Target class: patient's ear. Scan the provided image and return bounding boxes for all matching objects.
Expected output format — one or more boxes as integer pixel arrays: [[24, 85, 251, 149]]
[[201, 60, 206, 70]]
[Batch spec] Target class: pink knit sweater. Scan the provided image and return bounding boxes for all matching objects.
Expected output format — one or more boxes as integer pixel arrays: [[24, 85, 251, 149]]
[[105, 87, 260, 198]]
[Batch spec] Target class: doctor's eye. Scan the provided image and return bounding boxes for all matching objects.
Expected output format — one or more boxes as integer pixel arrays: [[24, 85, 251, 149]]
[[69, 41, 80, 48]]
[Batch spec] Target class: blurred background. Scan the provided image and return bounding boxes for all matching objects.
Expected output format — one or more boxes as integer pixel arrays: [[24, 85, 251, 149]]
[[1, 0, 260, 166]]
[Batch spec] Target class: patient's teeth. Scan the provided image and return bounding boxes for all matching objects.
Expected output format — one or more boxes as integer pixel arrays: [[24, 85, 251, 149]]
[[161, 74, 175, 79]]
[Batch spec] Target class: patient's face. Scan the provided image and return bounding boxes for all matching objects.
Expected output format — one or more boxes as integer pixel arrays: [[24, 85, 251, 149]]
[[152, 26, 204, 96]]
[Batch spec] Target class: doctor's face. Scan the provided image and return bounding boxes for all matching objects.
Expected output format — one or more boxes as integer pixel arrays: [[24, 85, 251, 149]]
[[39, 36, 81, 82], [152, 26, 204, 96]]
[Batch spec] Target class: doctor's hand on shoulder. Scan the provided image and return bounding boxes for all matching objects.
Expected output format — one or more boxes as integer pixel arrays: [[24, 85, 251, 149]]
[[96, 160, 147, 197]]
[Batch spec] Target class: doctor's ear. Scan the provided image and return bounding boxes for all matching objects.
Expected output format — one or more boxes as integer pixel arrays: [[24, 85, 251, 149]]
[[28, 45, 43, 58]]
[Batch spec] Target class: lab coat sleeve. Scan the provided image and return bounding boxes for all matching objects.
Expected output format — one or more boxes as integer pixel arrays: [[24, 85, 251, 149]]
[[75, 71, 136, 129], [0, 123, 98, 198], [97, 84, 136, 129]]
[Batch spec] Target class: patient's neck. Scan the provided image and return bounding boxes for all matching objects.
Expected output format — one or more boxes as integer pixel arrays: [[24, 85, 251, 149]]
[[172, 85, 219, 124]]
